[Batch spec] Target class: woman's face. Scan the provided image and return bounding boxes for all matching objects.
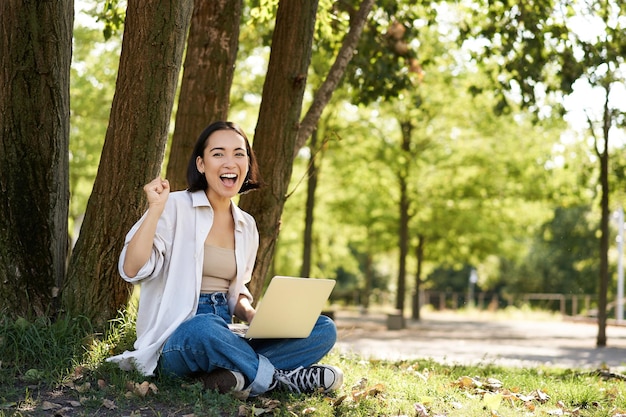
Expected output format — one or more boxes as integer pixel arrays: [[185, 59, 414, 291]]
[[196, 129, 249, 201]]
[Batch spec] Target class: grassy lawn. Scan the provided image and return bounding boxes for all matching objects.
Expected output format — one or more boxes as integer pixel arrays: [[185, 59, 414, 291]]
[[1, 311, 626, 416]]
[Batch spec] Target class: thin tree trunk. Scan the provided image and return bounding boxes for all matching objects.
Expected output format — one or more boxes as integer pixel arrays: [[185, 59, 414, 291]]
[[363, 251, 373, 310], [412, 234, 425, 320], [0, 1, 73, 318], [238, 0, 319, 302], [300, 130, 319, 278], [64, 0, 193, 323], [595, 86, 612, 347], [395, 121, 412, 314], [166, 0, 241, 191]]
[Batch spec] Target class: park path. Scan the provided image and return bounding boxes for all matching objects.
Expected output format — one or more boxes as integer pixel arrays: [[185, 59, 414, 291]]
[[333, 309, 626, 371]]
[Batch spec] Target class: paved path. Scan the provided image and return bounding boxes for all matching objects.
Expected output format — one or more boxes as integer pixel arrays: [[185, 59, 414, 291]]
[[333, 310, 626, 371]]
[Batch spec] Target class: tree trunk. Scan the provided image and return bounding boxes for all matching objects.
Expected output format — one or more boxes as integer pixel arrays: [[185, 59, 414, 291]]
[[300, 130, 319, 278], [0, 1, 73, 318], [166, 0, 242, 191], [63, 0, 193, 323], [412, 234, 425, 320], [395, 120, 412, 314], [362, 251, 373, 310], [238, 0, 319, 302], [596, 87, 612, 347]]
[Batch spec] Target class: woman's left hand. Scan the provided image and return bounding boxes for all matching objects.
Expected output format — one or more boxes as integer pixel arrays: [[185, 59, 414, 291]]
[[234, 294, 256, 323]]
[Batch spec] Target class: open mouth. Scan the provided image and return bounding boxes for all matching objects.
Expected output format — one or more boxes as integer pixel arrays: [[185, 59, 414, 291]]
[[220, 173, 238, 187]]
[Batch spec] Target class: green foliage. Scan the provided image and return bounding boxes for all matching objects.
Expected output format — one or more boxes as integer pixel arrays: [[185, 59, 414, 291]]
[[0, 314, 93, 383], [345, 2, 431, 104], [458, 0, 626, 118], [513, 205, 599, 295], [69, 22, 120, 239], [91, 0, 126, 40]]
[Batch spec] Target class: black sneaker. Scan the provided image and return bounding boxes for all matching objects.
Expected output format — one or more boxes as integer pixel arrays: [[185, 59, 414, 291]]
[[270, 365, 343, 394], [200, 368, 245, 394]]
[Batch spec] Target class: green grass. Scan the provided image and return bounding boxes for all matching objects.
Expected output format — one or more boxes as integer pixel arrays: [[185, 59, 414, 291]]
[[1, 311, 626, 416]]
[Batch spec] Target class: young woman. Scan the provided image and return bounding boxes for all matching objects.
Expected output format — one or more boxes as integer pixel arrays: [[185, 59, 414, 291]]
[[107, 121, 342, 397]]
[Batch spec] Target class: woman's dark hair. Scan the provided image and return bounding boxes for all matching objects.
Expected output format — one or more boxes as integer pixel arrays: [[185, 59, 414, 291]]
[[186, 121, 263, 193]]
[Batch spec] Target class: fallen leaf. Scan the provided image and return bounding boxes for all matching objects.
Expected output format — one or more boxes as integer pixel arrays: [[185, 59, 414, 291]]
[[128, 380, 158, 397], [367, 383, 385, 396], [532, 389, 551, 403], [331, 394, 347, 407], [414, 402, 429, 417], [351, 377, 368, 390], [453, 375, 480, 389], [351, 382, 386, 404], [23, 368, 44, 383], [302, 407, 317, 414], [134, 381, 150, 397], [72, 366, 86, 379], [41, 401, 62, 411], [74, 382, 91, 393], [259, 398, 281, 411], [483, 392, 503, 411], [102, 398, 116, 410], [485, 378, 503, 390], [68, 400, 82, 407]]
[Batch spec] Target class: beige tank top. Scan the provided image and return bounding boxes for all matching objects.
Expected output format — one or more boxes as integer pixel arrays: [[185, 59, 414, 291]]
[[201, 244, 236, 293]]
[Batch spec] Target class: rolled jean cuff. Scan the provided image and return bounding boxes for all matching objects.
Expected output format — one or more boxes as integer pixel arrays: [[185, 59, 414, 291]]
[[247, 354, 275, 396]]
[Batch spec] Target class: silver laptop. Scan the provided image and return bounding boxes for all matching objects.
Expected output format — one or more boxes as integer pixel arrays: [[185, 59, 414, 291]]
[[229, 276, 335, 339]]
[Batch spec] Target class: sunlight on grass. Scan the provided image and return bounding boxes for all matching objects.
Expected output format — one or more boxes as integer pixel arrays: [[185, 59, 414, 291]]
[[2, 307, 626, 416]]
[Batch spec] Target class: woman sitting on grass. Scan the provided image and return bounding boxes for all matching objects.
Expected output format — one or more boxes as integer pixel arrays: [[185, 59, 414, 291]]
[[107, 121, 343, 397]]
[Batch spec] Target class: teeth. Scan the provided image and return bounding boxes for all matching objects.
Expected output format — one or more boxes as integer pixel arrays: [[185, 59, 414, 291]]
[[221, 173, 237, 179]]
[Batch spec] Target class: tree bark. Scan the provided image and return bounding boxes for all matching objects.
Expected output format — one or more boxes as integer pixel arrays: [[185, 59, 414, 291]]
[[0, 1, 73, 318], [238, 0, 319, 302], [166, 0, 242, 191], [63, 0, 193, 323]]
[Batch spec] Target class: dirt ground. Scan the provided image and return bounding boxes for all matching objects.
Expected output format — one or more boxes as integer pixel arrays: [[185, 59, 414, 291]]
[[333, 309, 626, 371]]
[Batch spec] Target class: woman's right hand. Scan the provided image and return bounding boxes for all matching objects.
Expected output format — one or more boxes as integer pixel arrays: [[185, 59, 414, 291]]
[[122, 177, 170, 278], [144, 177, 170, 210]]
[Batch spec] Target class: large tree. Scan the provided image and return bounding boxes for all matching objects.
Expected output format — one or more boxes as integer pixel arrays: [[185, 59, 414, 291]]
[[239, 0, 374, 301], [0, 1, 74, 318], [63, 0, 193, 321], [237, 0, 320, 301]]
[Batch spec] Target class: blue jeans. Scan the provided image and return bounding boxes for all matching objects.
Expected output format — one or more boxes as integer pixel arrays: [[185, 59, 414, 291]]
[[159, 292, 337, 396]]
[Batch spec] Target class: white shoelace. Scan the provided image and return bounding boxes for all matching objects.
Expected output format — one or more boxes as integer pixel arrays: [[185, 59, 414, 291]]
[[273, 366, 321, 394]]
